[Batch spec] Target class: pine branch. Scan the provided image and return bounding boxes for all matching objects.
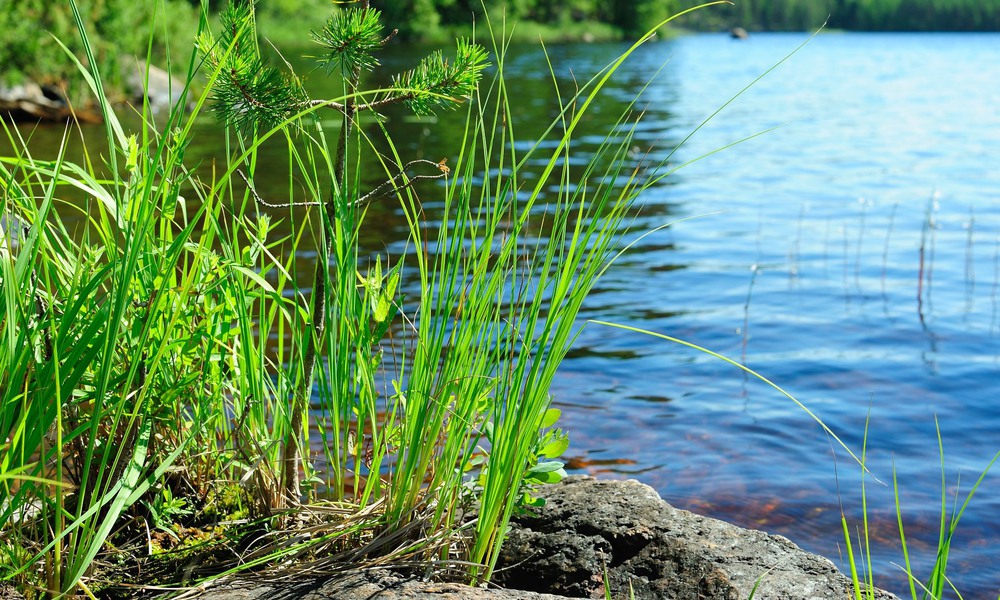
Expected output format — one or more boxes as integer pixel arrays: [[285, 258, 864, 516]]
[[197, 3, 308, 133], [388, 38, 490, 116], [312, 6, 394, 75]]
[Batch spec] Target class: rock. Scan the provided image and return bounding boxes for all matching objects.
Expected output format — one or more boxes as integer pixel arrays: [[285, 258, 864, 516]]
[[120, 57, 190, 113], [0, 79, 100, 122], [194, 571, 569, 599], [166, 477, 899, 599], [730, 27, 749, 39], [496, 477, 898, 599], [0, 58, 186, 123]]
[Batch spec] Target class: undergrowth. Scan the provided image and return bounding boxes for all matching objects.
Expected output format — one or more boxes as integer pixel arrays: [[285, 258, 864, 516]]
[[0, 0, 729, 596], [2, 1, 995, 599]]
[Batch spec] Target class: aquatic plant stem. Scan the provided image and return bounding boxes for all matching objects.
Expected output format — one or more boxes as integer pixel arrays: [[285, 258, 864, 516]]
[[281, 57, 362, 505]]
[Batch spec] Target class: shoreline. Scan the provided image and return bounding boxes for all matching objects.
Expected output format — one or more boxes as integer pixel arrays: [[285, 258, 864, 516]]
[[125, 477, 900, 599]]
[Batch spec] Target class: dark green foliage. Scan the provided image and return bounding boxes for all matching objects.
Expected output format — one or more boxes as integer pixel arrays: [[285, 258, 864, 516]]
[[312, 7, 388, 74], [432, 0, 682, 38], [341, 0, 1000, 36], [196, 2, 308, 133], [608, 0, 683, 38], [391, 39, 489, 115], [180, 0, 1000, 43], [377, 0, 445, 40], [0, 0, 197, 99], [682, 0, 1000, 31], [831, 0, 1000, 30]]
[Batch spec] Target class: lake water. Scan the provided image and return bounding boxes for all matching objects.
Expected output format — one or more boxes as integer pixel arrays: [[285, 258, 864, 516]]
[[553, 32, 1000, 596], [6, 30, 1000, 597], [456, 32, 1000, 597]]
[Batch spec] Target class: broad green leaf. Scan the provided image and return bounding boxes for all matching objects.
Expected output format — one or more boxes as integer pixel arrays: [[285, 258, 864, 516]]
[[539, 437, 569, 459], [527, 460, 564, 475], [540, 408, 561, 428]]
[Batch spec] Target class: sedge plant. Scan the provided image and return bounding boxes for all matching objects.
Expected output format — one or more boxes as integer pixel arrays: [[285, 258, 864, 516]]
[[0, 1, 298, 595], [195, 0, 490, 509], [194, 0, 732, 584], [838, 416, 1000, 600], [1, 0, 802, 595]]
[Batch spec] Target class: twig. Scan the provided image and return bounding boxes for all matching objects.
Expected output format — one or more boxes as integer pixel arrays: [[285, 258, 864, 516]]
[[237, 169, 321, 208], [306, 98, 347, 112], [355, 159, 449, 206]]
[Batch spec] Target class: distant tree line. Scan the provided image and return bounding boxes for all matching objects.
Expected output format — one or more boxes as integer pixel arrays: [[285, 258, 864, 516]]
[[342, 0, 690, 40], [4, 0, 995, 93], [229, 0, 1000, 37], [183, 1, 1000, 38], [689, 0, 1000, 32]]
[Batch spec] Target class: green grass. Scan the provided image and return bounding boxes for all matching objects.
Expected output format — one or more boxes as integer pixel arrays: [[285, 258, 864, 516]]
[[0, 0, 732, 595], [835, 416, 1000, 600], [3, 1, 997, 599], [594, 321, 999, 599]]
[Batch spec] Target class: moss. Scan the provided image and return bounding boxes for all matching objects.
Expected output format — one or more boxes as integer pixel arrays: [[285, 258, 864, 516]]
[[201, 482, 252, 523], [0, 540, 42, 600]]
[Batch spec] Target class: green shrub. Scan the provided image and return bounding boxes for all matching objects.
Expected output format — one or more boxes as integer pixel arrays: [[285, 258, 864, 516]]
[[0, 0, 197, 101]]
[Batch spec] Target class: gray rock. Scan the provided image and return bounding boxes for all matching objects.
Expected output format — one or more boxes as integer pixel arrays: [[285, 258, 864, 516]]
[[179, 477, 899, 599], [0, 80, 87, 122], [192, 571, 569, 599], [121, 57, 189, 113], [496, 476, 898, 599], [0, 59, 186, 122]]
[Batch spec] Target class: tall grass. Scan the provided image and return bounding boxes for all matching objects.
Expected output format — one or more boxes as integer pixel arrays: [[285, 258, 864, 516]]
[[0, 2, 296, 594], [592, 321, 999, 598], [9, 1, 991, 598], [836, 416, 1000, 600], [1, 0, 740, 595]]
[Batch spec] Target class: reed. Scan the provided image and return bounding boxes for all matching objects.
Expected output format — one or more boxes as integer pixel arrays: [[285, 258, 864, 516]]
[[837, 417, 1000, 600], [13, 2, 989, 598], [0, 0, 736, 595]]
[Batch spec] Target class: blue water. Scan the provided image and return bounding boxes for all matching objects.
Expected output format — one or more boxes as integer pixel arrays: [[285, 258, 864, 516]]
[[282, 32, 999, 595], [6, 29, 998, 597], [538, 33, 1000, 596]]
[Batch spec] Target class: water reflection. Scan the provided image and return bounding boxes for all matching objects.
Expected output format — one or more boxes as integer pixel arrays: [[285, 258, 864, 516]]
[[5, 32, 1000, 596]]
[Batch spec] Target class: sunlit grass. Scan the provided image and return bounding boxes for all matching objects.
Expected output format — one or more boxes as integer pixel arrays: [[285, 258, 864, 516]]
[[3, 1, 996, 599], [0, 0, 734, 595]]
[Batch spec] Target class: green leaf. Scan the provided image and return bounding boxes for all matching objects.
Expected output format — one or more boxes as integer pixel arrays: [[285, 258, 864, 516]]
[[526, 467, 566, 485], [520, 493, 546, 508], [540, 408, 561, 428], [527, 460, 564, 475], [539, 437, 569, 459]]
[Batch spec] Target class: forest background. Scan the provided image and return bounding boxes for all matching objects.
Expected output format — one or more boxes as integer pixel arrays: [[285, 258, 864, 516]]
[[2, 0, 999, 97]]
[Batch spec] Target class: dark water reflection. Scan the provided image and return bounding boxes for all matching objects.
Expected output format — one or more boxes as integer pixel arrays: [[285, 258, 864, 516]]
[[5, 32, 1000, 597]]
